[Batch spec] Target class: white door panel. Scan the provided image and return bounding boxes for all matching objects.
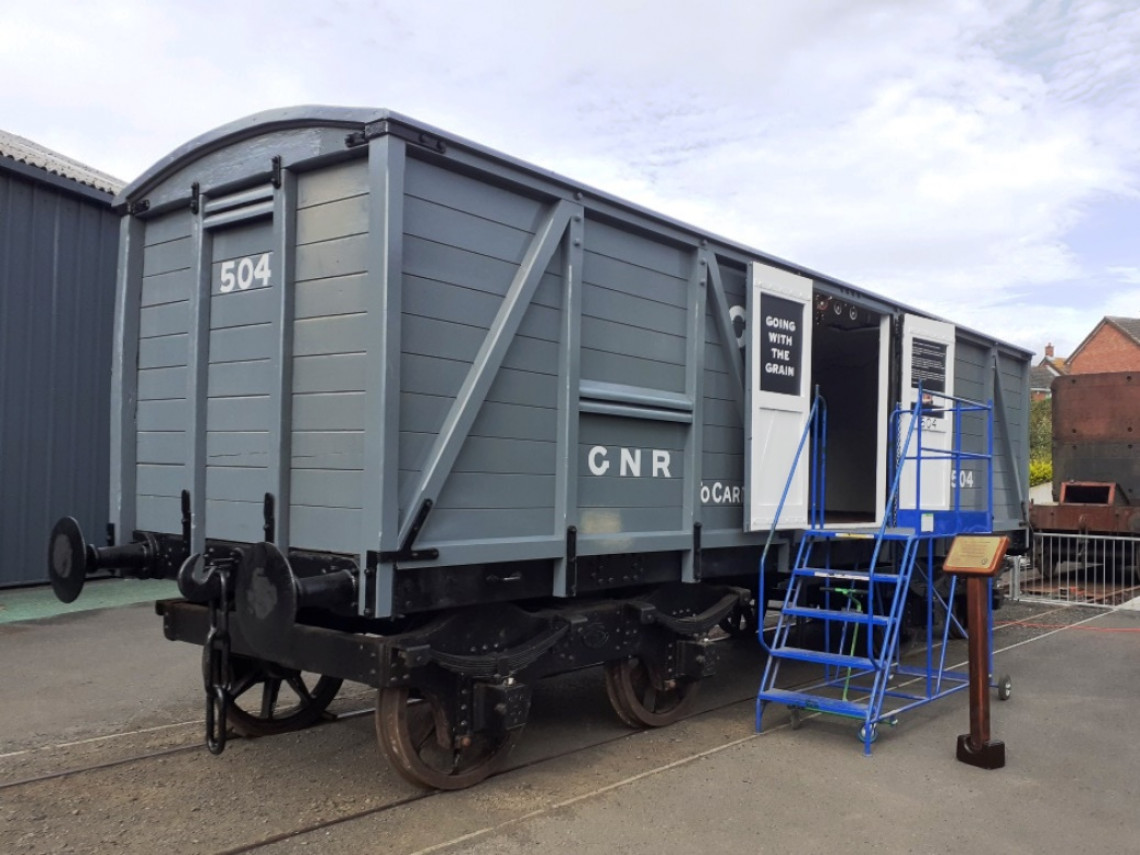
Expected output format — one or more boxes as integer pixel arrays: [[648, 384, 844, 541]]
[[746, 261, 813, 531], [899, 314, 956, 522]]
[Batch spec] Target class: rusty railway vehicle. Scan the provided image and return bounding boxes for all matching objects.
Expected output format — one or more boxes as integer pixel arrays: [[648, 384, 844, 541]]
[[48, 107, 1031, 788], [1030, 372, 1140, 583]]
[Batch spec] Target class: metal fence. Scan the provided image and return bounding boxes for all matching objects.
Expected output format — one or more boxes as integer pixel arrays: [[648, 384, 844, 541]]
[[1009, 531, 1140, 607]]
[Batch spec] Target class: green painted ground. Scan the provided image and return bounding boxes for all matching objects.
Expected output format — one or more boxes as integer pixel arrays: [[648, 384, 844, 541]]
[[0, 579, 179, 625]]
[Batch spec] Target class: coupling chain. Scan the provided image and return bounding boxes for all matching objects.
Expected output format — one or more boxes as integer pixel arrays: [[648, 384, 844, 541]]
[[203, 563, 233, 755]]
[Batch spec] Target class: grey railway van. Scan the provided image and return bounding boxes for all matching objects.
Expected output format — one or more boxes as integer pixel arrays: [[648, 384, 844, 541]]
[[48, 107, 1031, 788]]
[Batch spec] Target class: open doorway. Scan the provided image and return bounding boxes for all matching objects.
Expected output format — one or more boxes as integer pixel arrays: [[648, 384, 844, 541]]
[[810, 298, 888, 525]]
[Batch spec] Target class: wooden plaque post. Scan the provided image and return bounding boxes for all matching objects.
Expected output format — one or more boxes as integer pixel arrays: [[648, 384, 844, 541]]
[[942, 535, 1010, 770]]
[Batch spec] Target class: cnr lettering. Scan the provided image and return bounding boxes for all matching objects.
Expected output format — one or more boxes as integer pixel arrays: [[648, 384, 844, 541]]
[[588, 446, 672, 478]]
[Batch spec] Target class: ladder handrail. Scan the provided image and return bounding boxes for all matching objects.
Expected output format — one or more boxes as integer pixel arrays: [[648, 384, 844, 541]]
[[757, 388, 825, 651]]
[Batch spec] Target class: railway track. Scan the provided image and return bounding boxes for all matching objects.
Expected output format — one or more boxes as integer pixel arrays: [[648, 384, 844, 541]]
[[1, 607, 1094, 854]]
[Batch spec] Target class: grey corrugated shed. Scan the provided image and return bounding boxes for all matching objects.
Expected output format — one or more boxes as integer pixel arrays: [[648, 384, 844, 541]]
[[0, 138, 121, 586]]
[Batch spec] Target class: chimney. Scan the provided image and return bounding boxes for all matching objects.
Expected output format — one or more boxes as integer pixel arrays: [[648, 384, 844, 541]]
[[1045, 342, 1054, 358]]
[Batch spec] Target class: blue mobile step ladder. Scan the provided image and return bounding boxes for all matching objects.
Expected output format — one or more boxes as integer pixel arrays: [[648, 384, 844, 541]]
[[755, 385, 1007, 754]]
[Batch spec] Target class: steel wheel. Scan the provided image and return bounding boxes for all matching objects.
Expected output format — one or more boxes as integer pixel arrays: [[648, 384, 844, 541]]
[[603, 657, 700, 728], [376, 686, 520, 790], [203, 651, 342, 737]]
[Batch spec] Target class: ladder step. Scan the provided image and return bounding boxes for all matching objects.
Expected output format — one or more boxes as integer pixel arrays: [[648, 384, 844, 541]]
[[794, 567, 901, 583], [757, 687, 870, 717], [780, 606, 892, 626], [770, 646, 878, 670]]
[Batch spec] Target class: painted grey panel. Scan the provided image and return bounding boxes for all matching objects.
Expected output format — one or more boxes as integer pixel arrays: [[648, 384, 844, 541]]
[[403, 236, 563, 306], [207, 360, 274, 397], [138, 366, 187, 400], [207, 431, 271, 467], [452, 437, 556, 475], [137, 399, 189, 431], [290, 505, 362, 551], [295, 274, 367, 319], [291, 468, 363, 509], [403, 274, 562, 341], [297, 158, 368, 209], [296, 195, 369, 245], [419, 508, 553, 543], [136, 463, 186, 497], [142, 237, 192, 277], [435, 473, 557, 510], [583, 251, 688, 312], [294, 314, 367, 356], [209, 324, 275, 364], [210, 287, 276, 329], [138, 334, 189, 369], [295, 234, 368, 281], [293, 393, 366, 431], [585, 219, 692, 279], [204, 499, 264, 541], [143, 213, 193, 246], [206, 396, 272, 431], [136, 495, 182, 532], [137, 431, 187, 465], [141, 270, 193, 307], [581, 315, 686, 365], [580, 349, 686, 394], [577, 506, 683, 536], [405, 157, 547, 232], [206, 466, 269, 502], [139, 301, 190, 338], [294, 354, 366, 394], [291, 431, 365, 470], [213, 222, 274, 261], [404, 196, 534, 265]]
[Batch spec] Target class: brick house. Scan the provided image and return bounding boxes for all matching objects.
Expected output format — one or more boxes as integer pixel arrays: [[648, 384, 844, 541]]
[[1031, 342, 1067, 401], [1066, 317, 1140, 375]]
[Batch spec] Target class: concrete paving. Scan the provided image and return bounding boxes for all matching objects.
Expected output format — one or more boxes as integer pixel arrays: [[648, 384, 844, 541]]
[[2, 588, 1138, 854]]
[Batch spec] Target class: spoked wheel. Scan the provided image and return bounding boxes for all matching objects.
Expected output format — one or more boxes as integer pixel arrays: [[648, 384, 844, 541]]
[[203, 651, 342, 737], [376, 686, 521, 790], [603, 656, 701, 728]]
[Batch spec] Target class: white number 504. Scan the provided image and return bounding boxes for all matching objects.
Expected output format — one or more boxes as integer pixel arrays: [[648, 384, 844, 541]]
[[219, 252, 271, 293]]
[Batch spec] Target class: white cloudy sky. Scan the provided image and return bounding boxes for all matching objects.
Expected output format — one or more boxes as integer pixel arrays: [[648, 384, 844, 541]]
[[4, 0, 1138, 358]]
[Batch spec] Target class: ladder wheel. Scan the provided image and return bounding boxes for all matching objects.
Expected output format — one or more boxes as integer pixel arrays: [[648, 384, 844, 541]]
[[858, 723, 879, 744], [789, 709, 803, 730], [997, 675, 1012, 701]]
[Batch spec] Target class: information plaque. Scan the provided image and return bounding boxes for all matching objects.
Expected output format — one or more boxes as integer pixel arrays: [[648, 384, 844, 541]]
[[942, 535, 1010, 578]]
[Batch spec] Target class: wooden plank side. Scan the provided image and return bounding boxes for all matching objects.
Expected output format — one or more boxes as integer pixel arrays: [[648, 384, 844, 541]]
[[292, 431, 365, 470], [294, 234, 368, 281], [139, 301, 190, 338], [292, 392, 366, 431], [141, 270, 194, 307], [434, 473, 557, 510], [296, 158, 368, 209], [290, 468, 363, 510], [296, 194, 370, 246], [405, 157, 546, 233], [294, 274, 367, 319]]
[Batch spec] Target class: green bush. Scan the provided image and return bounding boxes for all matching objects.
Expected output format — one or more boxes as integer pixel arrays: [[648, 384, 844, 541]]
[[1029, 459, 1052, 487]]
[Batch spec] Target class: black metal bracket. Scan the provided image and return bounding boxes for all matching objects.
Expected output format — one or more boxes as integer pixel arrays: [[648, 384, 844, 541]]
[[378, 499, 439, 563], [566, 526, 578, 596], [263, 492, 276, 543], [189, 182, 200, 214], [127, 199, 150, 216], [692, 522, 702, 580], [181, 489, 192, 546], [270, 155, 283, 189], [358, 119, 449, 154]]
